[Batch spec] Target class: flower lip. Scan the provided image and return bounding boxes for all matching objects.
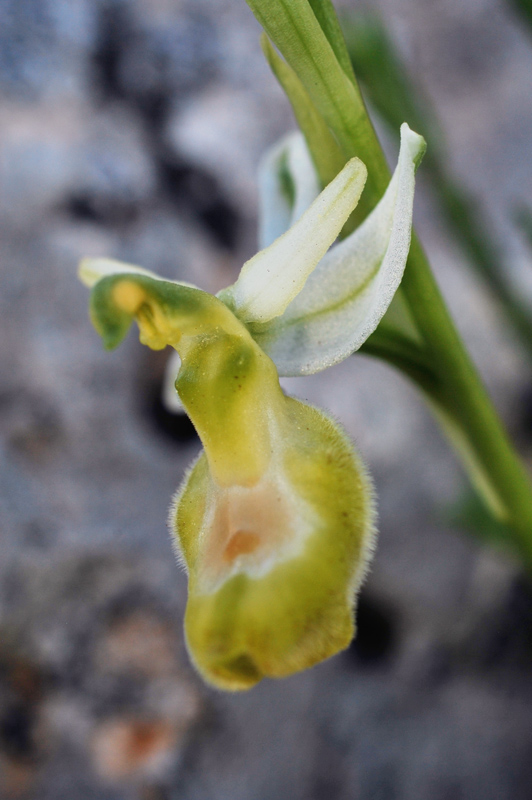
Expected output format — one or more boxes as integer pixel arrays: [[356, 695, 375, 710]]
[[174, 394, 376, 692]]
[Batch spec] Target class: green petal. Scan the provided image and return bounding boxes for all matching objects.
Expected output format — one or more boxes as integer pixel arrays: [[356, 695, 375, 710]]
[[86, 269, 286, 486]]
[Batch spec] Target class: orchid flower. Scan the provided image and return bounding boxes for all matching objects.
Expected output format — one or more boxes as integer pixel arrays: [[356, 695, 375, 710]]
[[79, 123, 425, 691]]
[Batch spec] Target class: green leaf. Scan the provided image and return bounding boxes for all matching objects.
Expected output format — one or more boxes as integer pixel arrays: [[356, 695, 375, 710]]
[[342, 12, 439, 145], [509, 0, 532, 31], [513, 204, 532, 252], [343, 12, 532, 360], [245, 0, 389, 214], [308, 0, 357, 83], [448, 489, 522, 555], [261, 35, 345, 190]]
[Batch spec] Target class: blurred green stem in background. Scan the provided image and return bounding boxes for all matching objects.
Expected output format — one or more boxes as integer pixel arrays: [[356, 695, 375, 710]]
[[245, 0, 532, 565], [514, 204, 532, 253], [509, 0, 532, 30], [342, 12, 532, 361]]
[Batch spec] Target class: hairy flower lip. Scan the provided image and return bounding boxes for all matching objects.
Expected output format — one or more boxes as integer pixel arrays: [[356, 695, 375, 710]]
[[173, 394, 376, 691]]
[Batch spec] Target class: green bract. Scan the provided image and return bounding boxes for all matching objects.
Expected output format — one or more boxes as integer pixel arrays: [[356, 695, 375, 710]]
[[79, 123, 424, 690]]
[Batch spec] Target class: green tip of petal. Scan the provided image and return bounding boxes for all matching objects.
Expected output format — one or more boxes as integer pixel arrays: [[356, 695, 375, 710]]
[[89, 281, 135, 350], [399, 122, 426, 170]]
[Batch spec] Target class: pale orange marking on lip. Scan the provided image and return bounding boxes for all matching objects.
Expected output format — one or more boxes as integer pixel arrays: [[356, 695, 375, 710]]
[[198, 477, 297, 590], [223, 530, 261, 562]]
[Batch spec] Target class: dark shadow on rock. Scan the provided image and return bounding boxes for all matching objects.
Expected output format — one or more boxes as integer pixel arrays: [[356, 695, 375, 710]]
[[343, 591, 398, 669]]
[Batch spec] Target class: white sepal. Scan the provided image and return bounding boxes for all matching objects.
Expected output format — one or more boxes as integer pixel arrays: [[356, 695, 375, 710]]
[[225, 156, 367, 324], [78, 257, 198, 290], [258, 132, 321, 249], [163, 351, 186, 413], [252, 124, 426, 376]]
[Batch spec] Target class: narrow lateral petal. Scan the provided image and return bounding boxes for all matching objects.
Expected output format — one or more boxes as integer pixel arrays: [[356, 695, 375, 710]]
[[252, 124, 426, 375], [225, 156, 367, 324]]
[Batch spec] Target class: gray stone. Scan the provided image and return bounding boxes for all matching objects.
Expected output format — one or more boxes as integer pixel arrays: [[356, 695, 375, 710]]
[[1, 0, 532, 798]]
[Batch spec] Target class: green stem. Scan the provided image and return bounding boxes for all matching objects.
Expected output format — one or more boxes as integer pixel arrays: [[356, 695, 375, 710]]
[[342, 11, 532, 359], [366, 240, 532, 562], [246, 0, 532, 560], [402, 237, 532, 560], [361, 327, 439, 392]]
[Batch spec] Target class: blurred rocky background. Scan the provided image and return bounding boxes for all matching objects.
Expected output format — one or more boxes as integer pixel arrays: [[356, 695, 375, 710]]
[[1, 0, 532, 798]]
